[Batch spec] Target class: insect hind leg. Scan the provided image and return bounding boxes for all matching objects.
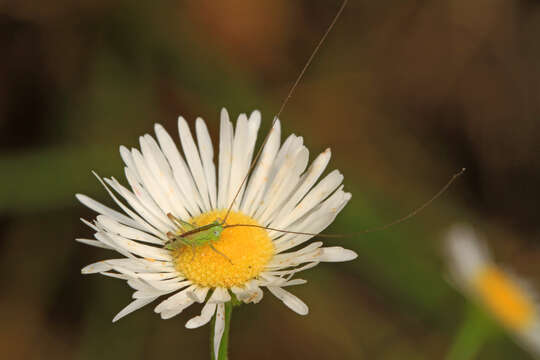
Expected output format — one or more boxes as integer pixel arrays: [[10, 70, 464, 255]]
[[190, 245, 197, 262], [210, 244, 233, 265]]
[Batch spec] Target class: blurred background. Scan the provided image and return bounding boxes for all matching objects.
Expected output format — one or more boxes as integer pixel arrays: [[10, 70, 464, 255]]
[[1, 0, 539, 359]]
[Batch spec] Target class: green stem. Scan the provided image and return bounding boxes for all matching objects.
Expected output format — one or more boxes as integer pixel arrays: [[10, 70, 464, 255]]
[[446, 304, 498, 360], [211, 302, 232, 360]]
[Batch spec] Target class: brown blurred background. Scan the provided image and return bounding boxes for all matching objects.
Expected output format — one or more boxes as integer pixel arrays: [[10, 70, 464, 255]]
[[1, 0, 539, 359]]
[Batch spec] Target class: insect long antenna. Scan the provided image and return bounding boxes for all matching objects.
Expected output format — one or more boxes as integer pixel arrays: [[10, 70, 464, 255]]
[[223, 223, 346, 238], [222, 0, 349, 224], [360, 168, 466, 233], [224, 168, 466, 237], [167, 213, 183, 228]]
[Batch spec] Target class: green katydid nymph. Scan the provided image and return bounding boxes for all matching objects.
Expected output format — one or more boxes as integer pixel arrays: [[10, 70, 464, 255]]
[[165, 213, 230, 263]]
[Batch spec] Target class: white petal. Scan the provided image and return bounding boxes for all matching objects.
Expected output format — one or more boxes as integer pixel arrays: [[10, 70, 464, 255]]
[[273, 190, 351, 253], [213, 303, 226, 360], [105, 175, 172, 235], [241, 111, 262, 195], [112, 297, 158, 322], [187, 286, 210, 303], [226, 112, 260, 211], [270, 148, 331, 229], [120, 151, 167, 225], [264, 262, 319, 277], [272, 246, 356, 268], [135, 272, 178, 281], [121, 258, 174, 272], [97, 215, 164, 245], [127, 278, 157, 291], [139, 135, 191, 219], [252, 135, 303, 220], [120, 145, 142, 183], [93, 232, 134, 259], [185, 301, 217, 329], [209, 287, 231, 303], [107, 233, 171, 261], [140, 279, 191, 293], [278, 169, 343, 229], [259, 273, 308, 287], [281, 279, 308, 287], [76, 193, 140, 230], [132, 279, 189, 299], [100, 271, 130, 280], [154, 123, 203, 216], [256, 146, 309, 225], [80, 217, 99, 231], [446, 224, 491, 285], [226, 113, 250, 211], [91, 172, 163, 237], [131, 148, 177, 218], [76, 238, 114, 250], [317, 247, 357, 262], [269, 242, 323, 268], [231, 281, 263, 304], [82, 260, 111, 274], [241, 120, 281, 215], [178, 116, 211, 211], [82, 258, 173, 274], [217, 108, 233, 209], [519, 322, 540, 357], [196, 118, 217, 209], [267, 286, 308, 315], [155, 285, 197, 314], [268, 134, 299, 180], [132, 134, 189, 222]]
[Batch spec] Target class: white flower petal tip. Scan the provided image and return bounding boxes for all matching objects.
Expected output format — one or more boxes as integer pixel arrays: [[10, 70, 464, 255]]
[[81, 261, 110, 274], [112, 297, 157, 323], [445, 223, 491, 283], [268, 286, 308, 315], [318, 247, 358, 262], [185, 302, 217, 329]]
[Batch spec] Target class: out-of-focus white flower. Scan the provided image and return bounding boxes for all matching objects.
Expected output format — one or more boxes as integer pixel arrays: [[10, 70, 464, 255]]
[[446, 224, 540, 356]]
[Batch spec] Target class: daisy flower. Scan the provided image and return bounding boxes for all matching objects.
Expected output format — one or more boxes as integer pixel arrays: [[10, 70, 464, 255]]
[[76, 108, 357, 357], [445, 224, 540, 356]]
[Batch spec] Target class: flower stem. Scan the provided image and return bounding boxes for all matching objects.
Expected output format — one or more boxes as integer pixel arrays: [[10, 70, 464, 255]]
[[446, 304, 498, 360], [211, 302, 233, 360]]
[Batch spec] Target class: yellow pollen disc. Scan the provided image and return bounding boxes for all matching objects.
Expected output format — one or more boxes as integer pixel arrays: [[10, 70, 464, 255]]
[[474, 265, 536, 331], [172, 210, 274, 288]]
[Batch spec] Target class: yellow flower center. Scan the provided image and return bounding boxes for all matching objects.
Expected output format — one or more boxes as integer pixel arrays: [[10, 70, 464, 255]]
[[172, 210, 274, 288], [474, 265, 536, 331]]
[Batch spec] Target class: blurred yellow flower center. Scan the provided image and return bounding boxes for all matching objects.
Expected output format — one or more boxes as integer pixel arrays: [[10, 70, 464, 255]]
[[475, 265, 536, 331], [172, 210, 274, 288]]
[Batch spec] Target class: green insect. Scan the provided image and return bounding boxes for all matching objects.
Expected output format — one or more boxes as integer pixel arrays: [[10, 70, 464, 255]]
[[165, 213, 231, 263]]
